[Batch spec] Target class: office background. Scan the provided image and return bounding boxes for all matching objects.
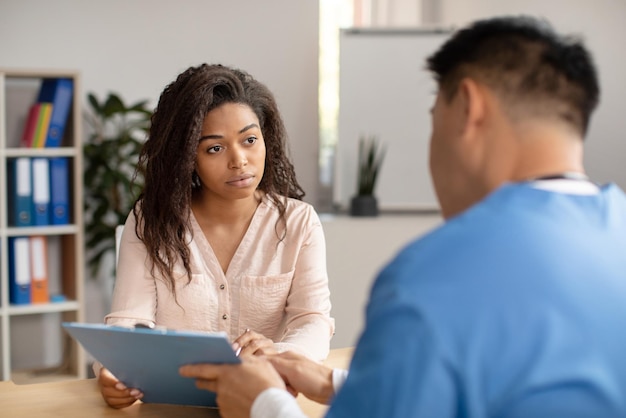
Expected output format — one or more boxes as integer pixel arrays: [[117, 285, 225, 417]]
[[1, 0, 625, 369]]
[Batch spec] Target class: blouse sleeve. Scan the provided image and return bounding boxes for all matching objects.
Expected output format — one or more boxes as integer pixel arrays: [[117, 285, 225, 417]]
[[274, 207, 335, 361], [104, 210, 157, 329]]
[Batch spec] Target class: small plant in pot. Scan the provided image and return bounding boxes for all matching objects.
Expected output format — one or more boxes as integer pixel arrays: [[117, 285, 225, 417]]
[[350, 135, 386, 216]]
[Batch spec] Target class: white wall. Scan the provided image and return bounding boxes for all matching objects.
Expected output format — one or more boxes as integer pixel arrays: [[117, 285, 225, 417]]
[[438, 0, 626, 189], [0, 0, 320, 205], [323, 214, 442, 348]]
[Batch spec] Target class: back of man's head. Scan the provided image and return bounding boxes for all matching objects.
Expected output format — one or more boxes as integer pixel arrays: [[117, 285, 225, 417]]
[[427, 15, 600, 136]]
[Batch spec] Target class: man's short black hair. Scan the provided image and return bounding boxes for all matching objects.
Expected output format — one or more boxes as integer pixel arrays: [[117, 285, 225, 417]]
[[427, 15, 600, 136]]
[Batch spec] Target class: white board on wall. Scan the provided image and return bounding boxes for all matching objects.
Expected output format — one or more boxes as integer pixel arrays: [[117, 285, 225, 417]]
[[335, 28, 451, 211]]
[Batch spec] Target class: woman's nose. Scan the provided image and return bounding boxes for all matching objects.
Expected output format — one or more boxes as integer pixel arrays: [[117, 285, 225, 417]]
[[229, 149, 248, 169]]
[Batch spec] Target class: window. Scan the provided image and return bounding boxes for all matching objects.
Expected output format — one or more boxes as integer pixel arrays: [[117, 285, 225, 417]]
[[318, 0, 354, 212]]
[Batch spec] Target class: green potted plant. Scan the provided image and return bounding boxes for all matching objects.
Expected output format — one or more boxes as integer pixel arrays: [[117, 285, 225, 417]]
[[83, 92, 152, 279], [350, 135, 386, 216]]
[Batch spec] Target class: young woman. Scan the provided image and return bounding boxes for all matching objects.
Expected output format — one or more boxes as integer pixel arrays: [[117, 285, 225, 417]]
[[97, 63, 334, 408]]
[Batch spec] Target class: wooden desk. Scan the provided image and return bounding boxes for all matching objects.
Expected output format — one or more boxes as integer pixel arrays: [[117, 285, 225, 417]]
[[0, 347, 353, 417]]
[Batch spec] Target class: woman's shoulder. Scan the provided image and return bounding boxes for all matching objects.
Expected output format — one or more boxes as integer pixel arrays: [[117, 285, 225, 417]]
[[264, 194, 313, 208], [123, 204, 142, 227], [263, 195, 319, 221]]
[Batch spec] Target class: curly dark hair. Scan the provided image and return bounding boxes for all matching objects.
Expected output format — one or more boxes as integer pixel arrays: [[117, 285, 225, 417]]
[[427, 16, 600, 136], [132, 63, 304, 296]]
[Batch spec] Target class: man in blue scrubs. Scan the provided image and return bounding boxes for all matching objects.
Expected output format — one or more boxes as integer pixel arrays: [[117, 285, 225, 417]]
[[180, 15, 626, 418]]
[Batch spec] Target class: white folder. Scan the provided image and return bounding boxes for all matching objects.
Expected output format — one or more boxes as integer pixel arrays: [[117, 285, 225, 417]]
[[32, 158, 50, 225]]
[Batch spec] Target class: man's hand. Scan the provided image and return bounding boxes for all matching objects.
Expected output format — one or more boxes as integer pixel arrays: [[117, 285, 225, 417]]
[[268, 351, 335, 405], [97, 367, 143, 409], [180, 355, 286, 418]]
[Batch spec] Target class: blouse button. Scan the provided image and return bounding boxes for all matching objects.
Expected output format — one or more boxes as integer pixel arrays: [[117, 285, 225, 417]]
[[222, 314, 228, 320], [219, 284, 225, 290]]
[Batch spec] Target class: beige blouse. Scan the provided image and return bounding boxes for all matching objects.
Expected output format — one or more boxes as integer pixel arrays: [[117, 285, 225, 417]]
[[105, 196, 334, 361]]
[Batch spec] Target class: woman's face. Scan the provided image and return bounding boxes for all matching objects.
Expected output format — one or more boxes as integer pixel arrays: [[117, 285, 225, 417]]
[[195, 102, 266, 202]]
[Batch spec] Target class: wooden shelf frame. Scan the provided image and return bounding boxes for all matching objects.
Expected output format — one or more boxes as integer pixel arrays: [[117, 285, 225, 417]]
[[0, 68, 86, 382]]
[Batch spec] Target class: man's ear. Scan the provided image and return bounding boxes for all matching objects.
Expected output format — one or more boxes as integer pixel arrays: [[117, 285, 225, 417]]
[[455, 77, 491, 176], [458, 78, 487, 142]]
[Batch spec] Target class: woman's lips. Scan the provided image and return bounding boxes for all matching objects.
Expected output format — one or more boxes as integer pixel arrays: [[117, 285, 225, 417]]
[[226, 174, 254, 187]]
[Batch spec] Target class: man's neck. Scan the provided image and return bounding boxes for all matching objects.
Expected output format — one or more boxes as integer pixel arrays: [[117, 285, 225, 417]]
[[508, 123, 586, 184]]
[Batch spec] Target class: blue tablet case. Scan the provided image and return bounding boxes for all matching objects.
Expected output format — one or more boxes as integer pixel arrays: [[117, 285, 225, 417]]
[[62, 322, 240, 407]]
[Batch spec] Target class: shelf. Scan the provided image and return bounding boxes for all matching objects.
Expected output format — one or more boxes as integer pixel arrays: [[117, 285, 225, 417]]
[[7, 301, 81, 316], [11, 370, 80, 385], [2, 147, 78, 158], [4, 225, 80, 237], [0, 68, 85, 381], [0, 68, 80, 79]]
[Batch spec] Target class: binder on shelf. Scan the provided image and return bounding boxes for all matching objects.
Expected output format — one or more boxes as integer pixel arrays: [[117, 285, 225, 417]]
[[7, 157, 33, 227], [37, 78, 73, 148], [49, 157, 70, 224], [8, 237, 31, 305], [32, 158, 51, 226], [32, 102, 53, 148], [20, 103, 41, 148], [29, 236, 50, 304]]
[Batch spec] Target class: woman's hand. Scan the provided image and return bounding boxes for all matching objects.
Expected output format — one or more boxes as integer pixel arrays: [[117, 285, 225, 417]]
[[232, 328, 278, 357], [97, 367, 143, 409], [268, 351, 335, 404]]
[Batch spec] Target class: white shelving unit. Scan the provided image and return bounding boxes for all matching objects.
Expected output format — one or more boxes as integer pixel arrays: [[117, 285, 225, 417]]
[[0, 68, 85, 381]]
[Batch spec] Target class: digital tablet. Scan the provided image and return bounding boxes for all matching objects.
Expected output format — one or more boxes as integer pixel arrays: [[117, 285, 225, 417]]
[[62, 322, 240, 407]]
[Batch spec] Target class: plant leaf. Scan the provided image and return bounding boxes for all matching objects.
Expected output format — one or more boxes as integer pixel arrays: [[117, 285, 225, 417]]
[[355, 135, 385, 196], [84, 90, 150, 279]]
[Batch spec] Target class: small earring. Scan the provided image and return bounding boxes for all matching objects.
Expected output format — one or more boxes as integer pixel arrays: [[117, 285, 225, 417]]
[[192, 171, 201, 188]]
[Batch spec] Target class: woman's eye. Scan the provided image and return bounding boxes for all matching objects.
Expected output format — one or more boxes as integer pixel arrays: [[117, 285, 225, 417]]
[[208, 145, 223, 154], [244, 136, 257, 145]]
